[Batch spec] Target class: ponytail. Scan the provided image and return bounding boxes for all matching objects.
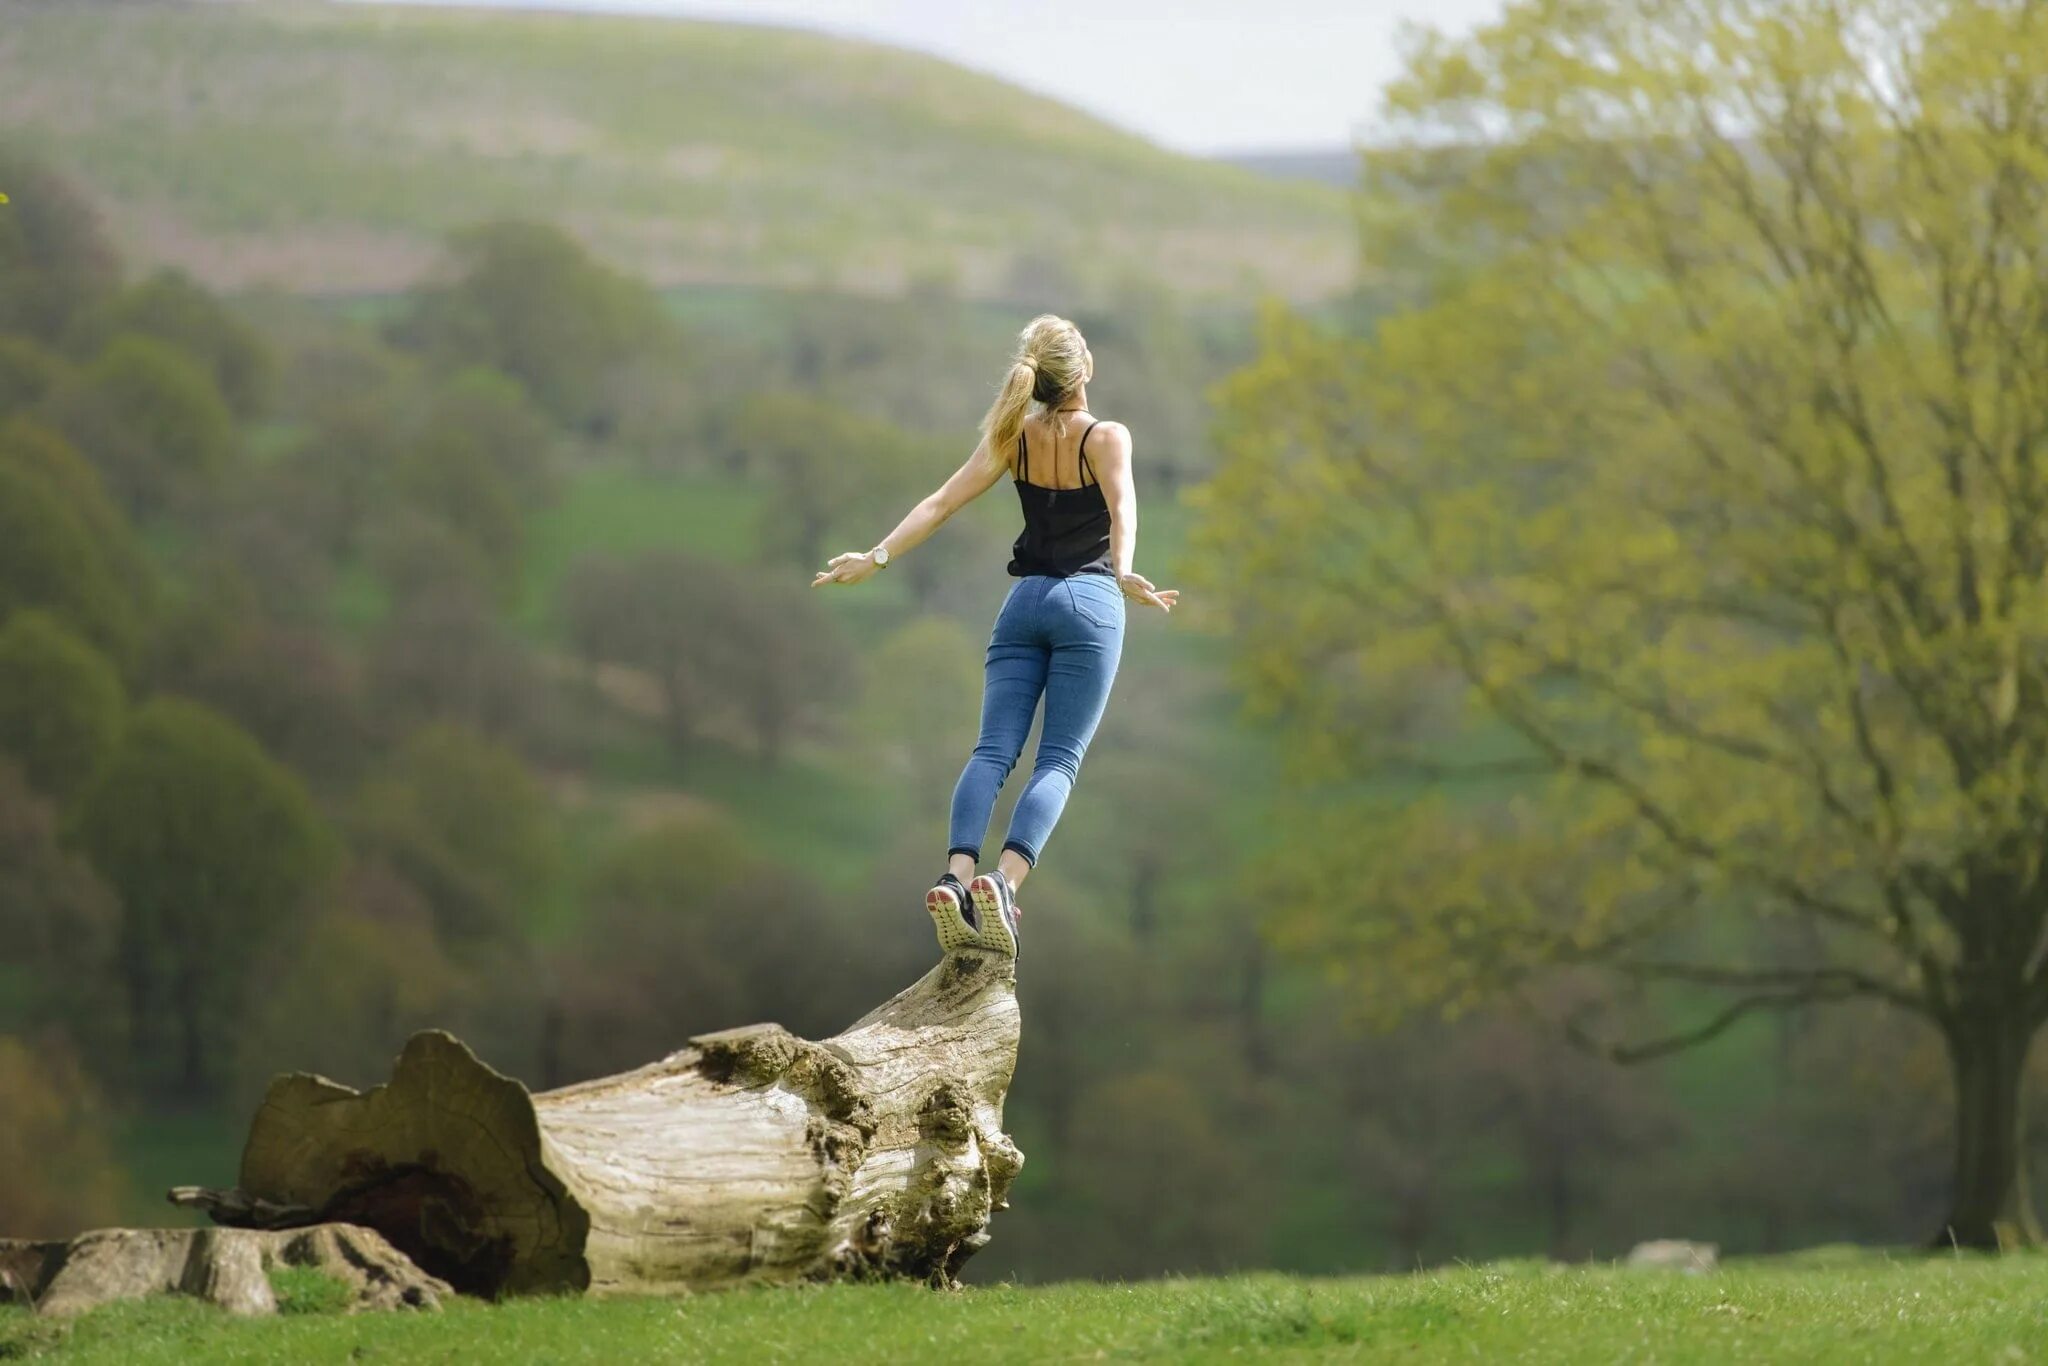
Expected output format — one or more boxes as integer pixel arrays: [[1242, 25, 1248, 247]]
[[982, 359, 1037, 475]]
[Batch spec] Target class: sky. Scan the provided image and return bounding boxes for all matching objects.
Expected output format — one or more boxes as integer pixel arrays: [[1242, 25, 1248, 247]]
[[342, 0, 1510, 154]]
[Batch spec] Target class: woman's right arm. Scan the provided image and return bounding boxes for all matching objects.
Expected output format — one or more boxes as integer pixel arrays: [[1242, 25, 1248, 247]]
[[812, 435, 1007, 588], [1088, 423, 1178, 612]]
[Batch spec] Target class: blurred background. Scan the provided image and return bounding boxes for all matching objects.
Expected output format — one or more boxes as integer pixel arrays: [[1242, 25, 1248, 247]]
[[0, 0, 2036, 1278]]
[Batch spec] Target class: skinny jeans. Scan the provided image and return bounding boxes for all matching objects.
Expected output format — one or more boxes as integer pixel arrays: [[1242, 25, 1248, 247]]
[[947, 572, 1125, 867]]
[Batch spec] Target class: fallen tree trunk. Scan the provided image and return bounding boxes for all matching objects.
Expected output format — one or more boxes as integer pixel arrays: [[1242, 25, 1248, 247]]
[[171, 948, 1022, 1298], [0, 1224, 450, 1317]]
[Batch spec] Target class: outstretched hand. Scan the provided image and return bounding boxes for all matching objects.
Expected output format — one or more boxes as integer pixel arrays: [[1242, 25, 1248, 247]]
[[812, 551, 881, 588], [1119, 571, 1179, 612]]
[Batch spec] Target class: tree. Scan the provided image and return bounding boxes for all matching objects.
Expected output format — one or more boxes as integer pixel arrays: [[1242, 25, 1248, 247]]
[[0, 611, 124, 803], [64, 267, 272, 418], [54, 332, 237, 513], [393, 423, 526, 602], [0, 417, 147, 593], [0, 334, 68, 418], [388, 220, 673, 436], [414, 366, 557, 509], [560, 549, 734, 757], [0, 1036, 127, 1238], [0, 763, 125, 1072], [710, 577, 856, 765], [547, 817, 866, 1084], [0, 463, 141, 668], [1192, 0, 2048, 1248], [0, 145, 121, 344], [351, 724, 560, 949], [731, 391, 925, 572], [364, 577, 541, 744], [232, 863, 467, 1103], [73, 698, 335, 1100], [855, 616, 983, 813]]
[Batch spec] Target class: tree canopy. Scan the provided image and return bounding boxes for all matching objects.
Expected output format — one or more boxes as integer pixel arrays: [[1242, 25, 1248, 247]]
[[72, 697, 335, 1099], [1193, 0, 2048, 1248]]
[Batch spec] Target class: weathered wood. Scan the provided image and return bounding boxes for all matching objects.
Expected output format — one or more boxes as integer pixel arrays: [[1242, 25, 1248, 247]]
[[0, 1224, 450, 1317], [182, 948, 1022, 1297]]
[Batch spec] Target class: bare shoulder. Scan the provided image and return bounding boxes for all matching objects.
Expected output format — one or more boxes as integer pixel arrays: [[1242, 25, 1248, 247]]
[[1090, 420, 1133, 457]]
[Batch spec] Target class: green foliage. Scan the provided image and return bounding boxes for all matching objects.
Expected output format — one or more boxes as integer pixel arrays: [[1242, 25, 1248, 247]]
[[56, 333, 237, 513], [395, 423, 527, 602], [0, 1035, 128, 1239], [559, 548, 853, 761], [0, 143, 120, 344], [72, 698, 336, 1100], [1194, 0, 2048, 1244], [65, 268, 271, 417], [391, 220, 672, 435], [417, 366, 557, 509], [0, 610, 125, 803], [855, 616, 983, 804], [549, 816, 880, 1077], [0, 463, 140, 669], [0, 419, 140, 580], [0, 333, 69, 417], [731, 391, 926, 572], [353, 724, 561, 946], [232, 869, 467, 1099], [0, 763, 125, 1071]]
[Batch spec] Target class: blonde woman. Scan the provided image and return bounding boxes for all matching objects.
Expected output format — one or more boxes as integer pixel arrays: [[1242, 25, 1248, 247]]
[[813, 314, 1177, 957]]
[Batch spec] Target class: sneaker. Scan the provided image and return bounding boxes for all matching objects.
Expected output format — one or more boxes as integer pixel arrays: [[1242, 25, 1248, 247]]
[[925, 872, 980, 953], [968, 870, 1021, 957]]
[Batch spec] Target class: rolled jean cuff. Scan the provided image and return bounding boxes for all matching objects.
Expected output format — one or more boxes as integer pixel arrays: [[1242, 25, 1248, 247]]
[[1000, 839, 1040, 868], [947, 845, 980, 861]]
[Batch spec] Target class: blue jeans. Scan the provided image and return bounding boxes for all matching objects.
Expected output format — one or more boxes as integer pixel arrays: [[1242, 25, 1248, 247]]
[[948, 573, 1126, 867]]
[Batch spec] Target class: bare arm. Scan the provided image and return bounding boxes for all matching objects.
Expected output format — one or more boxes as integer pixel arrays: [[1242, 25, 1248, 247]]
[[1088, 422, 1178, 612], [812, 434, 1007, 588]]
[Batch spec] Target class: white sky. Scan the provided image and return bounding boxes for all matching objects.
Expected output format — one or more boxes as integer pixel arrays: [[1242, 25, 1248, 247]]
[[341, 0, 1510, 153]]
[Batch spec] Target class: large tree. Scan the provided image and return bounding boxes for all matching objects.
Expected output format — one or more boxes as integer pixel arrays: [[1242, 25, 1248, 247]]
[[1194, 0, 2048, 1247], [73, 698, 335, 1100], [388, 220, 673, 437]]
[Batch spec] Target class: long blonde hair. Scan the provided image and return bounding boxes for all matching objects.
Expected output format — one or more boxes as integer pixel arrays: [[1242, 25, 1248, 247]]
[[981, 314, 1091, 474]]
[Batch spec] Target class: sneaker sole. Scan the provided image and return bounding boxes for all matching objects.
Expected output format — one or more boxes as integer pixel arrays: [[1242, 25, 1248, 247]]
[[926, 885, 980, 953], [968, 875, 1017, 957]]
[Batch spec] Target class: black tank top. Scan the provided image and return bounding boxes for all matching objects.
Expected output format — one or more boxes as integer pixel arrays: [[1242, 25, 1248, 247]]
[[1008, 418, 1114, 578]]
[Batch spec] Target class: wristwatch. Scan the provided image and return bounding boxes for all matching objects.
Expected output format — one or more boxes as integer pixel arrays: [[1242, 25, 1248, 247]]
[[870, 544, 891, 568]]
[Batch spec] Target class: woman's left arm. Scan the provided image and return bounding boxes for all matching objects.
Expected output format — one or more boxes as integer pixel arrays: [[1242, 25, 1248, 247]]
[[813, 434, 1007, 588], [1090, 423, 1179, 613]]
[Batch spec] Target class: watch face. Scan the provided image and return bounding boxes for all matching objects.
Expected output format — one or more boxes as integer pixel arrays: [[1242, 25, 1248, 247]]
[[873, 546, 889, 565]]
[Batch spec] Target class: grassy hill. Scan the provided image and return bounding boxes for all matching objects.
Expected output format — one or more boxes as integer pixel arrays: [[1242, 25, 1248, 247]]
[[5, 1253, 2044, 1363], [0, 0, 1353, 303]]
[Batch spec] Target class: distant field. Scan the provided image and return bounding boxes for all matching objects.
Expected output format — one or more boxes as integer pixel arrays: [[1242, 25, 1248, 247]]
[[0, 0, 1352, 302], [5, 1253, 2046, 1363]]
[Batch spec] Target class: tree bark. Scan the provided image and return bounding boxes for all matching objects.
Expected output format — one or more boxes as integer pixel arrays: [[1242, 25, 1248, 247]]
[[0, 1224, 450, 1317], [1937, 1015, 2043, 1249], [173, 948, 1022, 1298]]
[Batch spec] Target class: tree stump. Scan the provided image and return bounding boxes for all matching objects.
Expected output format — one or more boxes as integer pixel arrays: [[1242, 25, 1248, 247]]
[[172, 948, 1022, 1298], [0, 1224, 451, 1317]]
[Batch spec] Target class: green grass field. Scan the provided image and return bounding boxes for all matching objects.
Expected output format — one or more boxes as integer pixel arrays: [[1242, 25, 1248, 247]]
[[5, 1254, 2044, 1363], [0, 0, 1349, 303]]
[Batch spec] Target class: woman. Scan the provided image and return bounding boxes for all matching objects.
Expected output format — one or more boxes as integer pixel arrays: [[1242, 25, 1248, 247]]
[[812, 313, 1177, 958]]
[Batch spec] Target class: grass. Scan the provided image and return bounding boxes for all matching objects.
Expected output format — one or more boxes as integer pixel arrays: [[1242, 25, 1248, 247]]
[[0, 0, 1350, 302], [5, 1255, 2047, 1363]]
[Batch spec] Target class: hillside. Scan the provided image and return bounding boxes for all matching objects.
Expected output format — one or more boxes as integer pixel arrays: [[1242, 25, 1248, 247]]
[[0, 0, 1354, 302]]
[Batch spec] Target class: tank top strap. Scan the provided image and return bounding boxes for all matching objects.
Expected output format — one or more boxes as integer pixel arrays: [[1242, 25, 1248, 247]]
[[1015, 429, 1028, 482], [1076, 419, 1103, 487]]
